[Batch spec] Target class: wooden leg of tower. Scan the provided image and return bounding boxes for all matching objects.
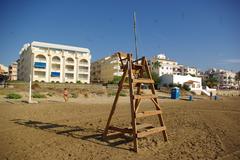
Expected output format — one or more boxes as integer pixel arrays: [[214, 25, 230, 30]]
[[128, 55, 138, 152], [103, 88, 121, 137], [153, 98, 168, 142], [131, 104, 138, 152], [103, 64, 128, 137]]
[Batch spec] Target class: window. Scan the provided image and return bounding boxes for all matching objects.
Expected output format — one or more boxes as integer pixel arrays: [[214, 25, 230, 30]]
[[79, 59, 88, 65], [35, 54, 46, 62], [52, 56, 61, 62], [66, 57, 74, 63]]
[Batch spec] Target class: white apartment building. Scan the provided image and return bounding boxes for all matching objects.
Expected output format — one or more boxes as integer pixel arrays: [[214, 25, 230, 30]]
[[8, 62, 18, 80], [152, 54, 198, 77], [205, 68, 237, 88], [0, 64, 8, 75], [179, 65, 198, 76], [91, 53, 126, 83], [18, 41, 91, 83], [152, 54, 178, 76]]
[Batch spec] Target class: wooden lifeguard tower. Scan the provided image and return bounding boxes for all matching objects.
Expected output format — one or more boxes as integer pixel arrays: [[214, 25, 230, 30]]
[[103, 52, 168, 152]]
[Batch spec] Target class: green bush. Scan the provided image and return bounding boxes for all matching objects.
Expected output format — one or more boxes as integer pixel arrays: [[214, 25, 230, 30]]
[[77, 81, 82, 84], [46, 92, 54, 97], [71, 92, 78, 98], [120, 92, 127, 96], [109, 76, 122, 84], [183, 84, 191, 91], [6, 93, 22, 99], [32, 93, 46, 98], [108, 92, 116, 96]]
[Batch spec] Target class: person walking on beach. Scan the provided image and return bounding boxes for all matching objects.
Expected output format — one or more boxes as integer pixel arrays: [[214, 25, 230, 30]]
[[210, 91, 213, 100], [63, 88, 69, 102]]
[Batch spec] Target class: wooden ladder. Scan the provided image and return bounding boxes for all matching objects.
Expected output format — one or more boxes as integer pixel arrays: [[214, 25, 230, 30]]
[[103, 52, 168, 152]]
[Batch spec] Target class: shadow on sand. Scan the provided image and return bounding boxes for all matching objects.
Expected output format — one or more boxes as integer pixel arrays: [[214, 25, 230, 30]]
[[11, 119, 133, 151]]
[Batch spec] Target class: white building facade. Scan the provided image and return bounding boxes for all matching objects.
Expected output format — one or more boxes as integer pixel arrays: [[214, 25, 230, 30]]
[[205, 68, 237, 88], [8, 62, 18, 80], [152, 54, 179, 76], [151, 54, 198, 77], [18, 41, 91, 83], [0, 64, 8, 75], [160, 74, 202, 90]]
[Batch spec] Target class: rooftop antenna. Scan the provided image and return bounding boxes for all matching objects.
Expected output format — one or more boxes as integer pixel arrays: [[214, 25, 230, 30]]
[[133, 11, 138, 61]]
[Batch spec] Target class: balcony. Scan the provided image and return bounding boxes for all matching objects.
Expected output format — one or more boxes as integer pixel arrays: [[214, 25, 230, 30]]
[[79, 74, 88, 80], [51, 64, 60, 71], [65, 65, 74, 72], [65, 73, 74, 80], [34, 62, 46, 69], [79, 66, 88, 73], [52, 56, 61, 64], [79, 59, 88, 66], [34, 71, 46, 79], [66, 57, 74, 64]]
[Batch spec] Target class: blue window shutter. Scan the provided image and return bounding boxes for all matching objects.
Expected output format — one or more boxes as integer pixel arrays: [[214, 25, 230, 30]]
[[34, 62, 46, 68], [51, 72, 60, 77]]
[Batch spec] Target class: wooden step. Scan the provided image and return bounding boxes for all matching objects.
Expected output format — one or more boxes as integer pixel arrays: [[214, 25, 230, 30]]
[[127, 123, 153, 131], [121, 83, 129, 87], [137, 126, 166, 138], [136, 110, 162, 118], [109, 126, 133, 134], [133, 94, 158, 99], [121, 83, 137, 88], [136, 123, 153, 130], [133, 78, 154, 84]]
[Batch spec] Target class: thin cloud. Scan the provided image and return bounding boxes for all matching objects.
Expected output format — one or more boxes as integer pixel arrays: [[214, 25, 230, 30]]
[[224, 59, 240, 64]]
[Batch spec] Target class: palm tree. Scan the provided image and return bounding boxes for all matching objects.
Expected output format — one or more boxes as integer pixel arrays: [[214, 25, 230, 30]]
[[152, 60, 161, 70], [205, 76, 219, 88]]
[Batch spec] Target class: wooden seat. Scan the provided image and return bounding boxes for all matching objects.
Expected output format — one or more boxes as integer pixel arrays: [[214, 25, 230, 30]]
[[132, 78, 154, 84]]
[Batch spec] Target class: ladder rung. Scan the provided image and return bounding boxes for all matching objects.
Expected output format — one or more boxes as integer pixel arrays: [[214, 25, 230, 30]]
[[120, 83, 137, 88], [133, 94, 158, 99], [136, 123, 153, 130], [121, 83, 129, 87], [109, 126, 133, 134], [133, 78, 154, 84], [137, 126, 166, 138], [136, 110, 162, 118]]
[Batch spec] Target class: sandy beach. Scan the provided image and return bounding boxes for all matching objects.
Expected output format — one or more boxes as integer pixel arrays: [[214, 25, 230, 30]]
[[0, 95, 239, 160]]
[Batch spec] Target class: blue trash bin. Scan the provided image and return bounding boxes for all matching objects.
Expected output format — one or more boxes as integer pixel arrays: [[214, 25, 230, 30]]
[[171, 87, 180, 99], [189, 95, 192, 101]]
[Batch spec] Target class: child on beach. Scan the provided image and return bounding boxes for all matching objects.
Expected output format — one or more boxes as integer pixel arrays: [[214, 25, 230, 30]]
[[63, 88, 69, 102]]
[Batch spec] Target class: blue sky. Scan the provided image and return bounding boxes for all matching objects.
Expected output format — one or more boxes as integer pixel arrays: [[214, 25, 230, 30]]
[[0, 0, 239, 71]]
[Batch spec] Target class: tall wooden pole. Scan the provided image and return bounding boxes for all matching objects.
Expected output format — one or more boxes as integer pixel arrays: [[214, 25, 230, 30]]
[[133, 12, 138, 61]]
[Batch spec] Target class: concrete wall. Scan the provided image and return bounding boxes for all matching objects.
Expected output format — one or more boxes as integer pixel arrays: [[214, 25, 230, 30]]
[[217, 90, 240, 96]]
